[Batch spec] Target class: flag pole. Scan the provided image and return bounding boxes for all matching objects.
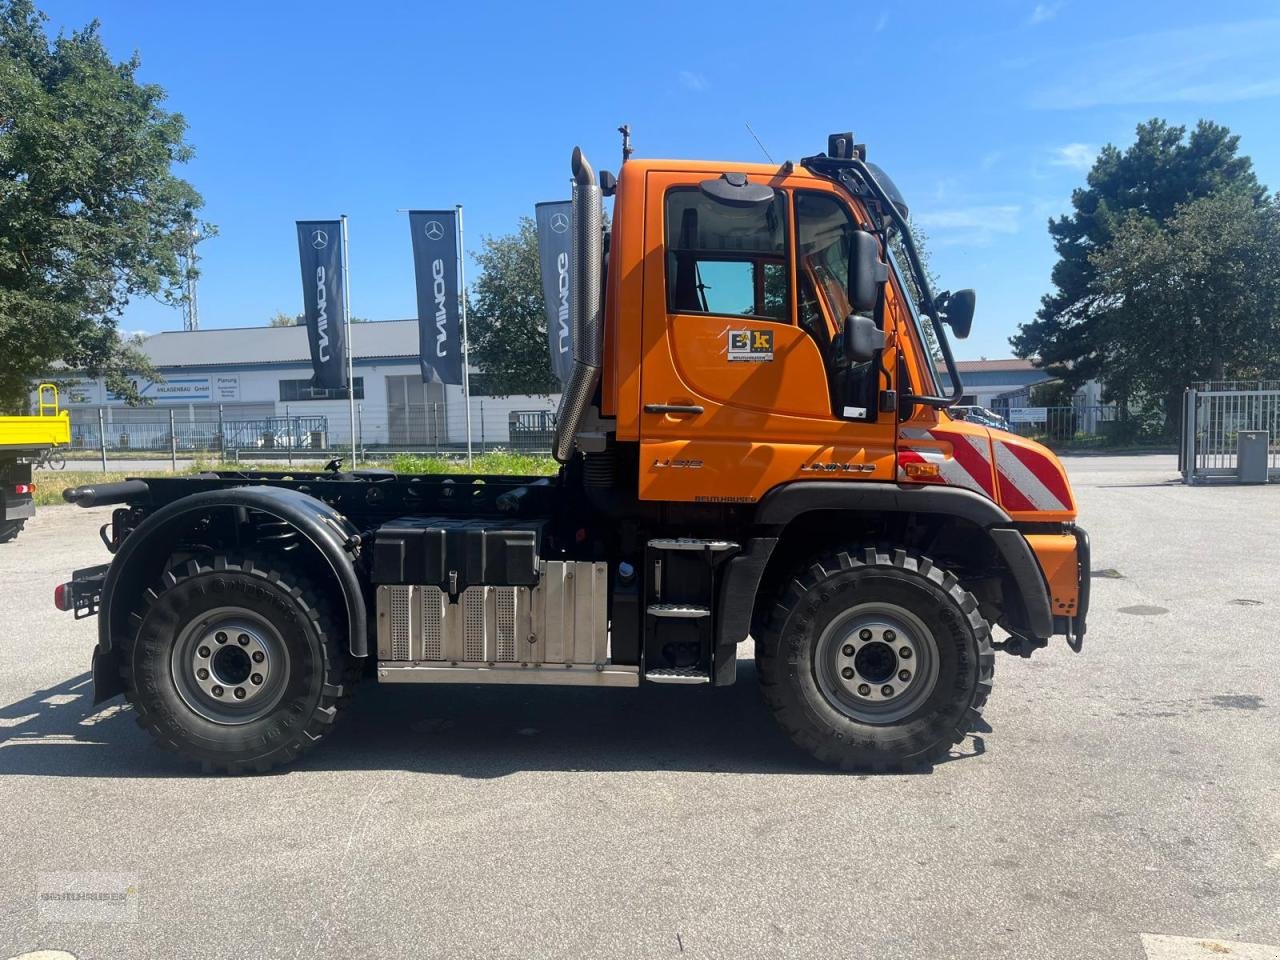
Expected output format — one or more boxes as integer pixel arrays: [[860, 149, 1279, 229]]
[[457, 203, 473, 465], [341, 214, 356, 466]]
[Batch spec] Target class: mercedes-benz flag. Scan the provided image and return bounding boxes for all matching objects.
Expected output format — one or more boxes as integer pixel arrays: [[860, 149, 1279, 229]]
[[409, 210, 463, 384], [534, 200, 574, 384], [295, 220, 347, 390]]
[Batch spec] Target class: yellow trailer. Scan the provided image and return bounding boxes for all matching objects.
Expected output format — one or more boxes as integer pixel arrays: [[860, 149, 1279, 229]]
[[1, 384, 72, 542]]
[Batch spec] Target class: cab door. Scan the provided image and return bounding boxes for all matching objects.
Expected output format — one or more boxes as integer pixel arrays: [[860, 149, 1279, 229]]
[[637, 168, 898, 503]]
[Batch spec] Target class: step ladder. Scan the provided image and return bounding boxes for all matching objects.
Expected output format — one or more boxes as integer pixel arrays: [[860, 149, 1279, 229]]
[[643, 538, 739, 684]]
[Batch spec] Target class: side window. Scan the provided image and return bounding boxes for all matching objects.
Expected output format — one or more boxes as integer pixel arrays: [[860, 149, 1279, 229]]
[[796, 190, 879, 421], [665, 186, 789, 322]]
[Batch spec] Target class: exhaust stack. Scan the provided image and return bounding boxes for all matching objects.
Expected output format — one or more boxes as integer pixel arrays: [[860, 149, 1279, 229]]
[[552, 147, 604, 464]]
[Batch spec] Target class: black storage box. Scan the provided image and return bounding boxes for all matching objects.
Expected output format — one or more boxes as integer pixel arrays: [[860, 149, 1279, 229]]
[[370, 516, 542, 591]]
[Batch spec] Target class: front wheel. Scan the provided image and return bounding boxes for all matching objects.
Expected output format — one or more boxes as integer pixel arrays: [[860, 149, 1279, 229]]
[[46, 449, 66, 470], [121, 555, 354, 773], [756, 547, 993, 771]]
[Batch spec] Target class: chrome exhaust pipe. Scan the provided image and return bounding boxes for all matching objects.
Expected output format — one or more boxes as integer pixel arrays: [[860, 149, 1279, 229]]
[[552, 147, 604, 463]]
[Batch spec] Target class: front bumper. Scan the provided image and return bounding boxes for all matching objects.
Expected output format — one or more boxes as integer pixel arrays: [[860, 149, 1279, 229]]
[[1069, 525, 1091, 651]]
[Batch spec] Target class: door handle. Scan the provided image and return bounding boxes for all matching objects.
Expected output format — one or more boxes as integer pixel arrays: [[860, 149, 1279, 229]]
[[644, 403, 704, 415]]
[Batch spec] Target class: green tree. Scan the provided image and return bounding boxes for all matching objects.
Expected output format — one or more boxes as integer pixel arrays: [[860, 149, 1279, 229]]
[[467, 217, 559, 396], [268, 312, 302, 327], [0, 0, 208, 410], [1090, 190, 1280, 425], [1011, 119, 1266, 421]]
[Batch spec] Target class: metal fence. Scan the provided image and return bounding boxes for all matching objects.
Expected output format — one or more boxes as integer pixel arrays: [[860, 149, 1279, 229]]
[[1181, 383, 1280, 483], [1004, 405, 1121, 445], [68, 416, 329, 455]]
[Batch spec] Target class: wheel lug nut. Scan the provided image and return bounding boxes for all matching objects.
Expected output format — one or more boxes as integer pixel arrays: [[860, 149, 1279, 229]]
[[859, 629, 872, 641], [196, 668, 209, 680], [884, 629, 896, 642], [251, 651, 265, 663], [881, 684, 894, 697], [251, 673, 263, 685], [233, 687, 246, 700], [857, 683, 871, 696], [841, 667, 855, 680], [197, 646, 210, 658], [215, 632, 227, 644], [898, 670, 911, 682], [237, 633, 250, 646], [842, 644, 855, 657], [211, 685, 224, 697], [899, 647, 912, 659]]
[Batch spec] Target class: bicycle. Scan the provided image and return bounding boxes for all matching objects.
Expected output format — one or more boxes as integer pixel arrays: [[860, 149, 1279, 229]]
[[34, 446, 66, 471]]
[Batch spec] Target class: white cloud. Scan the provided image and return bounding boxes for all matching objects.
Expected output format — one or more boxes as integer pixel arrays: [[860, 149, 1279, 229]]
[[1031, 19, 1280, 108], [914, 205, 1021, 245], [1029, 2, 1063, 24], [1049, 143, 1095, 170], [678, 70, 708, 93], [874, 10, 889, 32]]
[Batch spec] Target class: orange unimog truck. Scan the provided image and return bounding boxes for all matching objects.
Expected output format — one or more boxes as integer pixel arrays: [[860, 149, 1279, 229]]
[[56, 133, 1089, 773]]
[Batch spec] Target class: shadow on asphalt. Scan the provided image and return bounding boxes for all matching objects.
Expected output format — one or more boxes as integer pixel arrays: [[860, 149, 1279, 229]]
[[0, 664, 986, 779]]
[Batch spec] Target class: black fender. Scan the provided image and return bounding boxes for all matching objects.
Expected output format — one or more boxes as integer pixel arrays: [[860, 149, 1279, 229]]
[[713, 482, 1053, 677], [92, 486, 368, 704]]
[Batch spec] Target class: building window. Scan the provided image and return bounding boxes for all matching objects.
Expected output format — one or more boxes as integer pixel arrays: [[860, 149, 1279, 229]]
[[279, 377, 364, 402]]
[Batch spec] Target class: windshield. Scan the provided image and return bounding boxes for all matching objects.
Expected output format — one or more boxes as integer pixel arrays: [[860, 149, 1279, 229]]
[[886, 244, 944, 395]]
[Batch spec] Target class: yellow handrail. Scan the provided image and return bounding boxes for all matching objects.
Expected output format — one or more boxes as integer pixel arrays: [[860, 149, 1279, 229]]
[[37, 383, 60, 417]]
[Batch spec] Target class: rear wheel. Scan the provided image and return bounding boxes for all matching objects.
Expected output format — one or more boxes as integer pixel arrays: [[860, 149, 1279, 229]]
[[122, 555, 353, 773], [0, 519, 25, 543], [757, 547, 993, 771]]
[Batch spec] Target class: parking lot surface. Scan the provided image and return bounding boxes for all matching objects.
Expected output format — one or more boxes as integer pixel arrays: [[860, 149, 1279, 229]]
[[1, 454, 1277, 959]]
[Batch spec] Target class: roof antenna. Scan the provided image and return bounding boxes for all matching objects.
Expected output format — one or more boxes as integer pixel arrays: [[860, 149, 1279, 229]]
[[745, 121, 774, 163], [618, 124, 633, 164]]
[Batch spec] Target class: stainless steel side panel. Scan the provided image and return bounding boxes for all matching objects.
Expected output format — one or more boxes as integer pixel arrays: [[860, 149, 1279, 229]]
[[375, 561, 613, 683]]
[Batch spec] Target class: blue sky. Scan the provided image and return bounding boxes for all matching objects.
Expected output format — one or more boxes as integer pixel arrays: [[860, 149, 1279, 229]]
[[37, 0, 1280, 360]]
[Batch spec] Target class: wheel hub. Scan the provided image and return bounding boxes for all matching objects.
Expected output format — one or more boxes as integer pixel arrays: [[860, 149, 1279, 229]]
[[171, 608, 289, 724], [815, 603, 939, 724]]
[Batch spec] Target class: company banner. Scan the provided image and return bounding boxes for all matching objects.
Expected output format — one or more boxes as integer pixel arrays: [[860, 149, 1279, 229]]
[[534, 200, 574, 383], [295, 220, 347, 390], [409, 210, 463, 384]]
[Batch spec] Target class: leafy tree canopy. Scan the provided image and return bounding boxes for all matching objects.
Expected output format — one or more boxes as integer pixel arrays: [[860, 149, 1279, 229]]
[[0, 0, 208, 410], [1011, 118, 1270, 421], [467, 216, 559, 397]]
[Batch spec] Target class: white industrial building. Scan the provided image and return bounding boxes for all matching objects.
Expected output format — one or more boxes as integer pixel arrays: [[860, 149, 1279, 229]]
[[53, 320, 558, 450]]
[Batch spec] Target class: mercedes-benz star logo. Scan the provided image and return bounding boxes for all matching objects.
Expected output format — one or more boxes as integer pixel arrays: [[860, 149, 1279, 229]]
[[550, 212, 570, 234], [311, 230, 328, 249], [424, 220, 445, 241]]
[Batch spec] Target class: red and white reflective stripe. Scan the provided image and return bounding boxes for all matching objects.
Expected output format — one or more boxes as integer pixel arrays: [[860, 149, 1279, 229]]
[[898, 427, 994, 497], [992, 440, 1072, 512]]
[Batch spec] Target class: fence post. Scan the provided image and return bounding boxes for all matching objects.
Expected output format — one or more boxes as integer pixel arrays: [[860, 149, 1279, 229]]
[[480, 400, 485, 454], [1182, 388, 1197, 484], [169, 409, 177, 471], [98, 409, 107, 473], [218, 403, 225, 456], [285, 403, 293, 465]]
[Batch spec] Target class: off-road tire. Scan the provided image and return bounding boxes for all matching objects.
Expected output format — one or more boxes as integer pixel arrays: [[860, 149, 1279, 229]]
[[121, 554, 353, 773], [756, 547, 994, 771], [0, 519, 26, 543]]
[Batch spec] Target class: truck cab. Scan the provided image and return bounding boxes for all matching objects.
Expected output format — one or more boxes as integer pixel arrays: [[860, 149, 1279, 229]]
[[57, 133, 1089, 774]]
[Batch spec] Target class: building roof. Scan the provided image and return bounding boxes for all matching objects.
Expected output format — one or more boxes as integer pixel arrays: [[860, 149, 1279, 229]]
[[954, 358, 1043, 374], [139, 319, 420, 368]]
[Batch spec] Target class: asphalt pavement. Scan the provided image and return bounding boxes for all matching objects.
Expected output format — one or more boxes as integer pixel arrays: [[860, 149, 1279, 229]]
[[1, 454, 1277, 959]]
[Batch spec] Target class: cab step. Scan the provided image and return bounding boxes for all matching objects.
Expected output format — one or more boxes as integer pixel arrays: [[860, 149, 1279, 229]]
[[647, 538, 740, 553], [647, 603, 711, 619], [645, 667, 711, 685]]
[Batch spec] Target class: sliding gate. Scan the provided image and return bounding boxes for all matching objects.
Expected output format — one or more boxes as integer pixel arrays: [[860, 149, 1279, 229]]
[[1181, 382, 1280, 483]]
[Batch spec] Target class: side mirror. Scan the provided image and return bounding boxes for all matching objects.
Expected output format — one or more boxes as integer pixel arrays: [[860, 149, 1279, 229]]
[[936, 289, 976, 339], [848, 230, 889, 314], [843, 314, 885, 363]]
